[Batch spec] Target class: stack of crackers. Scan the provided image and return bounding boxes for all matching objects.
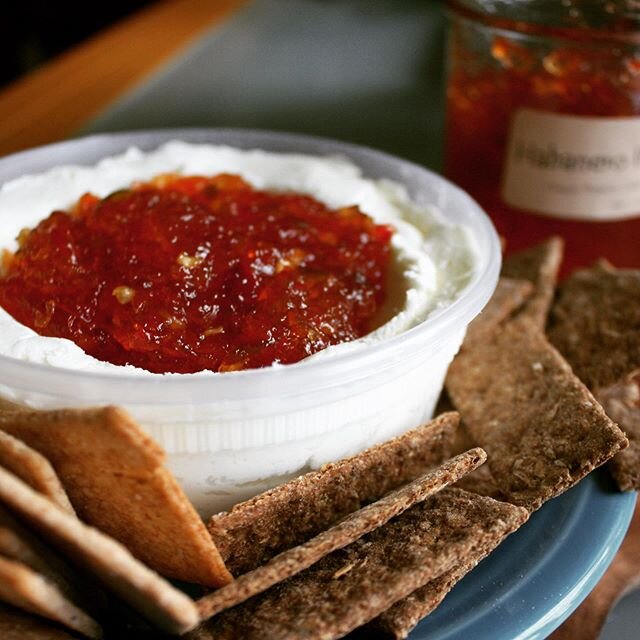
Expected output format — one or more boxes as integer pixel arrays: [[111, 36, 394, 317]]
[[0, 237, 637, 639]]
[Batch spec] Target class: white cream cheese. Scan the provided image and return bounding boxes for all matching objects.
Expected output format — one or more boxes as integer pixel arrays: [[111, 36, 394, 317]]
[[0, 142, 480, 516]]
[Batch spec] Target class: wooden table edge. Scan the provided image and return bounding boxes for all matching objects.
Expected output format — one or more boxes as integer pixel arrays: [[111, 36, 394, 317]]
[[0, 0, 246, 158]]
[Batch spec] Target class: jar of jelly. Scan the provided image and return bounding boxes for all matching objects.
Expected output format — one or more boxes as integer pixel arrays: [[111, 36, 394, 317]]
[[445, 0, 640, 273]]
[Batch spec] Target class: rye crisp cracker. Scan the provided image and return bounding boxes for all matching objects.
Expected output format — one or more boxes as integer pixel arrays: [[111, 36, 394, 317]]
[[209, 412, 460, 575], [189, 489, 528, 640], [464, 277, 533, 346], [502, 237, 563, 328], [198, 449, 486, 620], [0, 431, 74, 515], [596, 374, 640, 491], [548, 261, 640, 391], [0, 554, 101, 639], [0, 407, 231, 587], [0, 602, 79, 640], [0, 465, 199, 635], [446, 315, 628, 511]]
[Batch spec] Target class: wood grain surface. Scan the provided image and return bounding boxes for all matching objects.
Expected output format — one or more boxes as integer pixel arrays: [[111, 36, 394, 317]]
[[550, 501, 640, 639], [0, 0, 245, 157]]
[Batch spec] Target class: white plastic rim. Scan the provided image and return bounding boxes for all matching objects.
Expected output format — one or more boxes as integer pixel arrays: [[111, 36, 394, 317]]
[[0, 128, 501, 409]]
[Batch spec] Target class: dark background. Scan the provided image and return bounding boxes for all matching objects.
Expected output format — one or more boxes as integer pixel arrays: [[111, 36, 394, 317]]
[[0, 2, 157, 88]]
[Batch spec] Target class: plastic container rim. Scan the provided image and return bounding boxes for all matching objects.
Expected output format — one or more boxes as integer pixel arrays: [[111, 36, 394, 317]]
[[0, 128, 501, 405]]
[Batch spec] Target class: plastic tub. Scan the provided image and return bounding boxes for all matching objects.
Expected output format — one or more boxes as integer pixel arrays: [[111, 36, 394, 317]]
[[0, 129, 501, 516]]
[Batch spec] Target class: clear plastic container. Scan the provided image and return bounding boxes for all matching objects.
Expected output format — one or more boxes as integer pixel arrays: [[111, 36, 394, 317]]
[[0, 129, 500, 516]]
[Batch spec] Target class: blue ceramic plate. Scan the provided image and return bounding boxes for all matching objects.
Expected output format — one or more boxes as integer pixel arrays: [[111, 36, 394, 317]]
[[410, 470, 636, 640]]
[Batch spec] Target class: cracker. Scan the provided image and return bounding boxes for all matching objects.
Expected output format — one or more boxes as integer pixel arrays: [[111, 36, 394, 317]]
[[596, 374, 640, 491], [446, 315, 628, 511], [0, 603, 79, 640], [548, 261, 640, 392], [0, 430, 74, 515], [363, 514, 517, 639], [0, 555, 101, 639], [0, 407, 231, 587], [208, 412, 460, 575], [198, 448, 486, 620], [502, 236, 563, 327], [0, 465, 199, 635], [190, 489, 528, 640], [463, 277, 533, 346]]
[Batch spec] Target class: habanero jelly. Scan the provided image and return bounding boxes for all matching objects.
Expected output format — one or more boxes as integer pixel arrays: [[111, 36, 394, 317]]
[[0, 174, 393, 374], [445, 0, 640, 274]]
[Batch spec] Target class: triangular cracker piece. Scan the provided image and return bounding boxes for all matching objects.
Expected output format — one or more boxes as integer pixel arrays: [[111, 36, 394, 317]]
[[596, 374, 640, 491], [0, 465, 199, 635], [362, 511, 519, 639], [190, 489, 528, 640], [548, 261, 640, 391], [463, 277, 533, 346], [209, 412, 460, 575], [446, 315, 628, 511], [0, 407, 231, 587], [0, 431, 74, 515], [198, 448, 486, 620], [0, 603, 78, 640], [502, 236, 563, 328], [0, 555, 101, 639]]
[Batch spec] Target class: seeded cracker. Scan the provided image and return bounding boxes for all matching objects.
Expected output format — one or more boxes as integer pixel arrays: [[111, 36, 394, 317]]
[[0, 430, 74, 515], [0, 602, 79, 640], [0, 465, 199, 635], [209, 412, 460, 575], [198, 448, 486, 620], [190, 489, 528, 640], [502, 236, 564, 328], [0, 407, 231, 587], [446, 315, 628, 511], [0, 555, 101, 638]]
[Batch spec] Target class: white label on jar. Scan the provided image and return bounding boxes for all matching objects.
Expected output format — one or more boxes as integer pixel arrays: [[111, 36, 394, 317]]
[[502, 109, 640, 221]]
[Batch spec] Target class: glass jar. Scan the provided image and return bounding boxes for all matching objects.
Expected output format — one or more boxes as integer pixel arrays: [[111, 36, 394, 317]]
[[445, 0, 640, 274]]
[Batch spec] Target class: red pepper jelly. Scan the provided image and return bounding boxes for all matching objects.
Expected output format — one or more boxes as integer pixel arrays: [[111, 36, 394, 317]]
[[0, 174, 393, 374], [446, 0, 640, 275]]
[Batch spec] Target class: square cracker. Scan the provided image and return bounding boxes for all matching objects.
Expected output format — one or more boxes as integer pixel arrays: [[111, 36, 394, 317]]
[[198, 448, 486, 620], [0, 407, 230, 587], [502, 236, 563, 328], [209, 412, 461, 575], [0, 554, 101, 639], [0, 464, 199, 636], [446, 315, 628, 511], [190, 489, 528, 640], [0, 603, 79, 640], [0, 431, 74, 515]]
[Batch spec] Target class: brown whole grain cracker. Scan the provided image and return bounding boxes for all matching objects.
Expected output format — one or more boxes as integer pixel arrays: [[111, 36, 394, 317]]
[[0, 602, 79, 640], [0, 465, 199, 636], [0, 407, 231, 587], [0, 431, 74, 515], [548, 261, 640, 392], [596, 373, 640, 491], [198, 448, 486, 621], [363, 511, 520, 639], [502, 236, 564, 328], [463, 277, 534, 346], [190, 488, 528, 640], [446, 315, 628, 511], [209, 412, 461, 575], [0, 555, 101, 639]]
